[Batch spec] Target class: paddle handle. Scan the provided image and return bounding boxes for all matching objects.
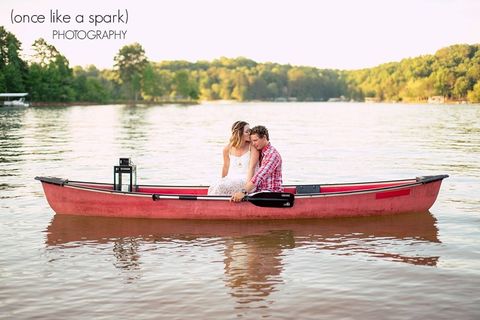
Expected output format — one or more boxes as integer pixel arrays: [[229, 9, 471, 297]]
[[152, 192, 295, 208], [152, 194, 226, 201]]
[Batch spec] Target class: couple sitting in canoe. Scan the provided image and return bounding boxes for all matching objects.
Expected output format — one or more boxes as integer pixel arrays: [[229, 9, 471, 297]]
[[207, 121, 283, 202]]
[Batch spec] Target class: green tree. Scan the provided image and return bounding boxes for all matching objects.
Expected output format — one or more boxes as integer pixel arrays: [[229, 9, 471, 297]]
[[113, 43, 148, 102], [141, 63, 159, 101], [467, 81, 480, 103], [171, 70, 198, 100], [452, 76, 470, 99], [433, 68, 456, 97], [0, 26, 28, 93], [28, 38, 74, 102], [231, 71, 248, 101], [72, 65, 109, 102]]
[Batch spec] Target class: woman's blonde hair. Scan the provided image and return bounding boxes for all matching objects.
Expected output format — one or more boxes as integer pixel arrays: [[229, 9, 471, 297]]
[[229, 121, 249, 148]]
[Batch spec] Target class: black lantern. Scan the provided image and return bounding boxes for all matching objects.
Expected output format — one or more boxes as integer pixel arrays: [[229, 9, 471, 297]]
[[114, 158, 137, 192]]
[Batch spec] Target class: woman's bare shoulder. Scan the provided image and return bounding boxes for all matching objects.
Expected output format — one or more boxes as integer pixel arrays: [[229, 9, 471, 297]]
[[223, 144, 231, 155]]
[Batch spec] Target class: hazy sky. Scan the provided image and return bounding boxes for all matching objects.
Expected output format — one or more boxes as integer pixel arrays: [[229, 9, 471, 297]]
[[1, 0, 479, 70]]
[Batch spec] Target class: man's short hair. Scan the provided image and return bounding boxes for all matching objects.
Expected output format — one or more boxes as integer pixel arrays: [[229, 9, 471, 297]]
[[250, 125, 269, 141]]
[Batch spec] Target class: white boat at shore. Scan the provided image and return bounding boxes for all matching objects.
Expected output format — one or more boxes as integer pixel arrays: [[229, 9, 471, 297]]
[[1, 93, 30, 107]]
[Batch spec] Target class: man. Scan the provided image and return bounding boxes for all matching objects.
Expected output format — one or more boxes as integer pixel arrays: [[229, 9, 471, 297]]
[[231, 125, 283, 202]]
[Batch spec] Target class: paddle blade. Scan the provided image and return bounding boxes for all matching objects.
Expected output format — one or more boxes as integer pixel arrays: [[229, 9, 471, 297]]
[[246, 192, 295, 208]]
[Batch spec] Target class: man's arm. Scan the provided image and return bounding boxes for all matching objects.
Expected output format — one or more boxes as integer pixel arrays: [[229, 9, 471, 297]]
[[251, 151, 279, 185]]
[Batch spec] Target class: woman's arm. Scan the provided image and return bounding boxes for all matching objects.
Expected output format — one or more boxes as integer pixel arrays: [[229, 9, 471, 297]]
[[221, 145, 230, 178], [246, 146, 259, 181]]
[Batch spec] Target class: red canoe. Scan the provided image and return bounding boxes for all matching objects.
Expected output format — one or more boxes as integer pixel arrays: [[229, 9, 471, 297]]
[[35, 175, 448, 220]]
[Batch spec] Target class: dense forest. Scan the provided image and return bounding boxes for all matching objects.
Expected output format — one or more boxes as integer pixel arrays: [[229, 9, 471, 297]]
[[1, 26, 480, 104]]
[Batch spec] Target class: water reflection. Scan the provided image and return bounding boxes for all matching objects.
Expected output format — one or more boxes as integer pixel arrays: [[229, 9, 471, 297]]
[[45, 212, 440, 305], [112, 238, 142, 282], [113, 238, 141, 270], [224, 230, 294, 306], [117, 105, 153, 150], [28, 106, 71, 143], [25, 107, 72, 162], [0, 107, 27, 136], [0, 108, 27, 171]]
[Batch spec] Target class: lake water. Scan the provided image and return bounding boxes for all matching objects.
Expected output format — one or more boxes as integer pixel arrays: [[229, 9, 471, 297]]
[[1, 102, 479, 319]]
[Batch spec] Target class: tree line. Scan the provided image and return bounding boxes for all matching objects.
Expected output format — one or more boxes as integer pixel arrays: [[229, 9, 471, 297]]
[[1, 26, 480, 104], [346, 44, 480, 103]]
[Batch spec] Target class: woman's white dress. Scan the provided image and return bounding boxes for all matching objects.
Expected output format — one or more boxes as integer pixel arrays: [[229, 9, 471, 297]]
[[208, 150, 251, 195]]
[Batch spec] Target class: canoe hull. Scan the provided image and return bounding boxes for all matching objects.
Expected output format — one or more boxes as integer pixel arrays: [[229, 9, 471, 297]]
[[38, 177, 445, 219]]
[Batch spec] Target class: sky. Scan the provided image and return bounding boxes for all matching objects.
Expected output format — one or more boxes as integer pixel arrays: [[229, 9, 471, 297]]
[[1, 0, 479, 70]]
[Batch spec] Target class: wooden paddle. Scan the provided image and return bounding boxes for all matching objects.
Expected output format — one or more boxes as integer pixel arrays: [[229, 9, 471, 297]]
[[152, 191, 295, 208]]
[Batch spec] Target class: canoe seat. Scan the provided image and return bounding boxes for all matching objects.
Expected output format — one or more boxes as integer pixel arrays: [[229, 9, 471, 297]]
[[296, 184, 321, 194], [284, 187, 296, 194]]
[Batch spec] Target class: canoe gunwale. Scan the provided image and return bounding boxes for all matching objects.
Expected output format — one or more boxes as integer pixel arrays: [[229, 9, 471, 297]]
[[35, 175, 447, 188], [34, 175, 449, 200]]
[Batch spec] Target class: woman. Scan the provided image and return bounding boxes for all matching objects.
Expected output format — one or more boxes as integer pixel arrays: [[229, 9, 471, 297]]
[[208, 121, 260, 195]]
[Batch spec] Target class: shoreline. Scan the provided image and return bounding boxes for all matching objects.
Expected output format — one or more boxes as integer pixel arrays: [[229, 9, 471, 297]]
[[30, 100, 200, 107], [26, 100, 477, 107]]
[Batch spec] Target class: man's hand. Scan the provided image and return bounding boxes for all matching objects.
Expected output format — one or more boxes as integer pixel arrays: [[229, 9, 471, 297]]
[[231, 191, 246, 203]]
